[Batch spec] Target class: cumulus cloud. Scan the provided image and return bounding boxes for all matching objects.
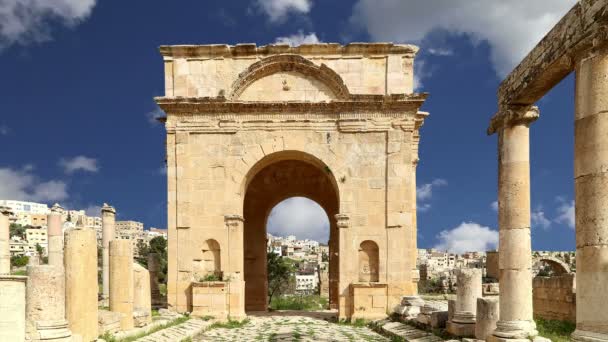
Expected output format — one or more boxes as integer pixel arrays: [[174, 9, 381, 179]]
[[275, 31, 320, 46], [350, 0, 577, 77], [555, 199, 575, 229], [255, 0, 312, 22], [434, 222, 498, 254], [0, 166, 68, 202], [417, 178, 447, 201], [531, 207, 551, 230], [59, 155, 98, 174], [0, 0, 97, 49], [266, 197, 329, 242]]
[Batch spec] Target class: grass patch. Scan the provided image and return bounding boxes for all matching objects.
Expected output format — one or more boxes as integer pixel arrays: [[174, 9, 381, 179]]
[[535, 318, 575, 342], [100, 315, 190, 342], [151, 309, 160, 317], [181, 338, 192, 342], [270, 295, 329, 311], [335, 318, 368, 327], [208, 318, 250, 329], [11, 270, 26, 276]]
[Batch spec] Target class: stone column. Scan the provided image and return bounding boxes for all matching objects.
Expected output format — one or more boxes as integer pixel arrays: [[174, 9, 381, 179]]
[[110, 239, 134, 330], [0, 275, 27, 341], [0, 206, 13, 274], [476, 297, 500, 341], [47, 204, 64, 267], [65, 228, 98, 342], [26, 265, 71, 341], [101, 203, 116, 305], [148, 253, 163, 308], [572, 45, 608, 342], [487, 106, 539, 341], [447, 268, 482, 337], [133, 263, 152, 327]]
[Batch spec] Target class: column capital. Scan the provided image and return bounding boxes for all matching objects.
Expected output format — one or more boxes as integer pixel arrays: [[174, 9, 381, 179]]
[[335, 214, 350, 229], [487, 105, 539, 135], [224, 214, 244, 228], [0, 206, 12, 216], [50, 203, 64, 214], [101, 203, 116, 215]]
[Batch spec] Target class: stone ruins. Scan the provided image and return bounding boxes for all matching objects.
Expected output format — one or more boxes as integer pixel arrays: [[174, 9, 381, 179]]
[[1, 0, 608, 341]]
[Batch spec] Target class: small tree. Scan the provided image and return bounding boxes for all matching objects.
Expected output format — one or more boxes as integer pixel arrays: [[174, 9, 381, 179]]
[[11, 255, 29, 268], [135, 236, 168, 284], [267, 252, 295, 305], [9, 223, 26, 239]]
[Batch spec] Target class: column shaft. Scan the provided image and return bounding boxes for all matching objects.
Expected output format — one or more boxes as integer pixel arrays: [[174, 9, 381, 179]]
[[102, 204, 116, 305], [572, 46, 608, 342], [110, 239, 134, 330], [0, 208, 11, 274], [47, 208, 63, 267]]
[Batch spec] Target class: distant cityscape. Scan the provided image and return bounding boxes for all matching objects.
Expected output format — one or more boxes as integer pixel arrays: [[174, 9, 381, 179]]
[[1, 199, 167, 259]]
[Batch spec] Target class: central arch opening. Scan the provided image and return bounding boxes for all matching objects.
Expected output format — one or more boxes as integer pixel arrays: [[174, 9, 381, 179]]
[[242, 153, 339, 312]]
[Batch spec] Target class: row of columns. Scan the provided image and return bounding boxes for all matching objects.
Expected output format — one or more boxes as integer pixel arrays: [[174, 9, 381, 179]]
[[490, 46, 608, 342]]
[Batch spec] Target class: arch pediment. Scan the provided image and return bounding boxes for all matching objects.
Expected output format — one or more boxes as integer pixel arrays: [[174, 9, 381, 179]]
[[229, 54, 350, 101]]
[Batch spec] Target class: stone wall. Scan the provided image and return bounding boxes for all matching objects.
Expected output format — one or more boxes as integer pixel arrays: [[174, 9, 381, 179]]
[[533, 274, 576, 323]]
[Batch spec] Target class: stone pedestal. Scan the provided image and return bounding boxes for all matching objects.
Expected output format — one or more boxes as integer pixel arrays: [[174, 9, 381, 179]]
[[395, 295, 425, 320], [0, 275, 27, 341], [110, 240, 134, 331], [447, 268, 482, 337], [133, 263, 152, 327], [571, 45, 608, 342], [416, 301, 448, 326], [47, 204, 64, 267], [350, 282, 389, 321], [476, 297, 500, 341], [101, 204, 116, 306], [147, 253, 164, 308], [490, 107, 539, 341], [26, 265, 72, 341], [0, 207, 12, 274], [65, 228, 98, 342]]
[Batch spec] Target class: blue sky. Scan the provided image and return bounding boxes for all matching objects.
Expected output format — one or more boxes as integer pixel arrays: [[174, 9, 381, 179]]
[[0, 0, 577, 251]]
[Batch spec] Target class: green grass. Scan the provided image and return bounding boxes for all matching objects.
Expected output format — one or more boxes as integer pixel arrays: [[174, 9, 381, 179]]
[[151, 309, 160, 317], [99, 316, 190, 342], [181, 338, 193, 342], [335, 318, 368, 327], [208, 318, 250, 330], [535, 318, 576, 342], [159, 284, 167, 296], [269, 295, 329, 311], [11, 270, 26, 276]]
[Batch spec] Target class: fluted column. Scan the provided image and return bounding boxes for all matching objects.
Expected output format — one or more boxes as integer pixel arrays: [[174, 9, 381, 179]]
[[571, 45, 608, 342], [488, 106, 539, 341], [101, 203, 116, 305], [0, 206, 12, 274], [47, 204, 64, 267]]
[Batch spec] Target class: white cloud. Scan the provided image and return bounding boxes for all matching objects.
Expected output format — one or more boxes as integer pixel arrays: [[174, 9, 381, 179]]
[[418, 203, 431, 212], [0, 167, 68, 202], [59, 155, 98, 174], [0, 0, 96, 49], [255, 0, 311, 22], [84, 204, 101, 217], [427, 47, 453, 56], [531, 207, 551, 230], [555, 199, 575, 229], [417, 178, 447, 201], [491, 201, 498, 212], [350, 0, 577, 77], [145, 107, 164, 125], [266, 197, 329, 243], [275, 31, 320, 46], [434, 222, 498, 254], [0, 125, 9, 135]]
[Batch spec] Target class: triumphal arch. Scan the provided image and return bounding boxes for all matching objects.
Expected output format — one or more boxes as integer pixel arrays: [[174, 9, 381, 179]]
[[156, 43, 428, 320]]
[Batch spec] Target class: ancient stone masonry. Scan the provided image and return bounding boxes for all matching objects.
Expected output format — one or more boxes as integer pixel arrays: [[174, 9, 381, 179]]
[[110, 239, 135, 331], [65, 228, 98, 341], [0, 275, 27, 341], [476, 297, 500, 341], [447, 268, 482, 337], [101, 203, 116, 306], [533, 274, 576, 323], [148, 252, 164, 308], [0, 206, 12, 274], [156, 42, 429, 320], [488, 1, 608, 341], [133, 262, 152, 327], [47, 204, 64, 267]]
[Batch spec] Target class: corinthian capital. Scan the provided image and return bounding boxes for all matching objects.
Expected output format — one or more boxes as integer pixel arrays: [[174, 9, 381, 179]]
[[487, 105, 539, 135]]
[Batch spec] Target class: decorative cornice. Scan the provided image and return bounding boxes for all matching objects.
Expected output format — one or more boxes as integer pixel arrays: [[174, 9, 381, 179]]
[[335, 214, 350, 229], [487, 105, 540, 135], [159, 42, 419, 59], [155, 94, 427, 115], [225, 215, 244, 228]]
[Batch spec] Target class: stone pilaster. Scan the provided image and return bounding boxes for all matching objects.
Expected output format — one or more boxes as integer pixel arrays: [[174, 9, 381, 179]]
[[224, 215, 246, 319], [488, 105, 539, 341], [0, 206, 13, 274], [65, 228, 98, 341], [47, 204, 64, 267], [336, 214, 350, 320], [447, 268, 482, 337], [110, 240, 134, 331], [101, 203, 116, 305], [571, 45, 608, 342], [26, 265, 71, 341]]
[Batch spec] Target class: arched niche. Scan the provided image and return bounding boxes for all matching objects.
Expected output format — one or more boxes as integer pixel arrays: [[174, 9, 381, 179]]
[[193, 239, 221, 281], [359, 240, 379, 282]]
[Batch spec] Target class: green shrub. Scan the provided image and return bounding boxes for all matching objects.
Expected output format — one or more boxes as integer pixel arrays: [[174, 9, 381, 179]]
[[535, 318, 575, 342], [11, 255, 28, 267]]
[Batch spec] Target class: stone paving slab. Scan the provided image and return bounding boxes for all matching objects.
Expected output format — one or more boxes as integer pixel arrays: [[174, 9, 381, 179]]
[[373, 319, 444, 342], [193, 314, 388, 342], [135, 318, 213, 342]]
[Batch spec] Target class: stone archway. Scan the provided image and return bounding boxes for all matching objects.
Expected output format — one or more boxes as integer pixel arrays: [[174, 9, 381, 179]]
[[243, 152, 340, 311], [532, 256, 571, 276]]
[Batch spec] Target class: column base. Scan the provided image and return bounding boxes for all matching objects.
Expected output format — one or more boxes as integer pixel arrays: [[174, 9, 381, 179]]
[[447, 320, 476, 337], [491, 320, 537, 340], [27, 319, 72, 342], [572, 329, 608, 342]]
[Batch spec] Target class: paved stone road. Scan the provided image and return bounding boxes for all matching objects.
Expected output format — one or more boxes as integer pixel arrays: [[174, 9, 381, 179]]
[[193, 312, 389, 342]]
